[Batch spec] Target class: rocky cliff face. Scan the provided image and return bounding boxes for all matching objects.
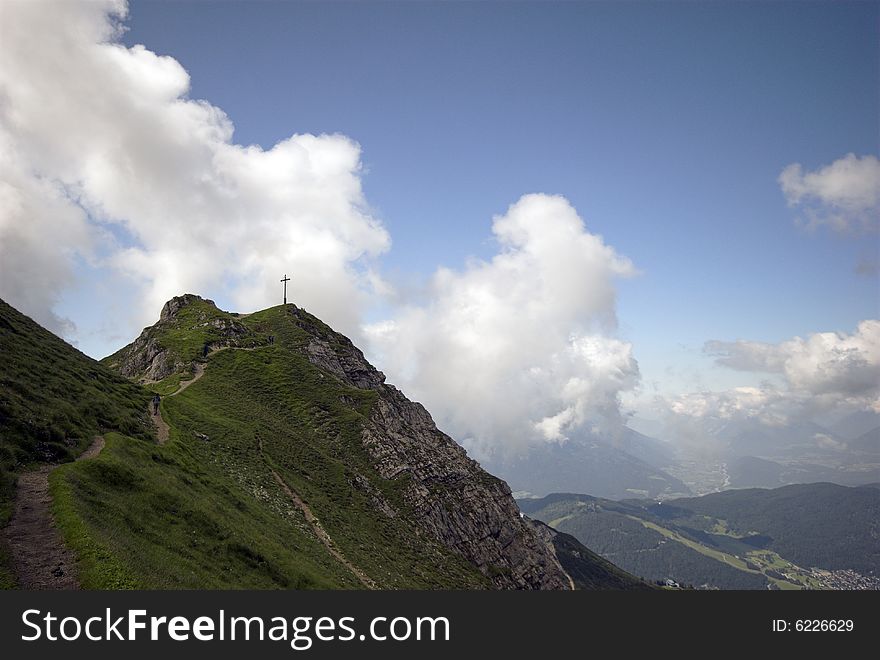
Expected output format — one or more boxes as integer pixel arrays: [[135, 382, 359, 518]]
[[288, 306, 573, 589]]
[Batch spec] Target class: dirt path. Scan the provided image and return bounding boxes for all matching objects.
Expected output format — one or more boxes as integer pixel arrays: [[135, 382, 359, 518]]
[[151, 408, 170, 445], [149, 348, 262, 444], [77, 435, 105, 460], [258, 437, 377, 589], [175, 363, 206, 394], [4, 436, 105, 589], [149, 363, 208, 444]]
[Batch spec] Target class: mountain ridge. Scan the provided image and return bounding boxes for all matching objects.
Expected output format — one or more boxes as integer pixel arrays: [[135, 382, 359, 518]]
[[1, 294, 647, 590]]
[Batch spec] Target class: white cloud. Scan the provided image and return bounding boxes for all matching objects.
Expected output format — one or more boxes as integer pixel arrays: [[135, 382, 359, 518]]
[[365, 193, 639, 460], [814, 433, 846, 452], [707, 320, 880, 397], [668, 321, 880, 427], [0, 3, 642, 460], [0, 0, 389, 344], [779, 153, 880, 232], [0, 130, 94, 335], [704, 339, 786, 373], [666, 385, 796, 428]]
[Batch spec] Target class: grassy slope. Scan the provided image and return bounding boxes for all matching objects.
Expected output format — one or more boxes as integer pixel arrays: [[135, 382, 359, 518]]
[[0, 299, 152, 587], [158, 305, 486, 588], [49, 432, 354, 588], [628, 517, 802, 589], [50, 303, 486, 589], [9, 296, 647, 590]]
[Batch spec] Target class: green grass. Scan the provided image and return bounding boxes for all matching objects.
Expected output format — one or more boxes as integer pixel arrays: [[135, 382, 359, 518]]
[[157, 308, 486, 588], [547, 514, 577, 529], [145, 372, 187, 396], [631, 517, 751, 569], [152, 301, 267, 366], [50, 433, 357, 589], [709, 519, 742, 537], [8, 297, 648, 591], [0, 299, 152, 479], [50, 446, 140, 589], [102, 296, 272, 385], [745, 550, 827, 589], [44, 303, 487, 589], [0, 298, 152, 586]]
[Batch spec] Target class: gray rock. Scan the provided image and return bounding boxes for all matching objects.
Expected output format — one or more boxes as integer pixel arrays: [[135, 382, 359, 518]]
[[291, 306, 573, 589], [106, 294, 254, 382]]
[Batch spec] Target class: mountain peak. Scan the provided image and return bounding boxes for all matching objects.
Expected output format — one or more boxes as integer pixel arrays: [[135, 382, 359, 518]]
[[92, 294, 647, 589], [104, 293, 256, 382], [159, 293, 217, 321]]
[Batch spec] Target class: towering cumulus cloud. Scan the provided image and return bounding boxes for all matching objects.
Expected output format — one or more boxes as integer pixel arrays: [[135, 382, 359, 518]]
[[0, 0, 388, 339], [366, 194, 639, 459]]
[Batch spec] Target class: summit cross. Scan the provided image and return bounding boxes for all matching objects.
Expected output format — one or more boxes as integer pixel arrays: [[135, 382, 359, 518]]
[[280, 274, 290, 305]]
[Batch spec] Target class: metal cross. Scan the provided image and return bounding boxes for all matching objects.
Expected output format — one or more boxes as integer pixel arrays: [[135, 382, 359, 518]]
[[280, 274, 290, 305]]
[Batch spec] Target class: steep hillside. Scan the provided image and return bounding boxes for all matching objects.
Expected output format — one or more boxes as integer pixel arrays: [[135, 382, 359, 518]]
[[0, 299, 151, 481], [521, 483, 880, 590], [529, 519, 654, 590], [0, 299, 152, 587], [2, 294, 645, 589]]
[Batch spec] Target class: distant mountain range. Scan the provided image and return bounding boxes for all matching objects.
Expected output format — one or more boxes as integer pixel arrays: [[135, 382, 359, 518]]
[[484, 428, 690, 501], [827, 409, 880, 442], [482, 407, 880, 502], [685, 414, 880, 491], [519, 482, 880, 590]]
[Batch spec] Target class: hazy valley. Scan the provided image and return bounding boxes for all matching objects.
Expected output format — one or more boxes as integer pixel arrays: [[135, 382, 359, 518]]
[[519, 483, 880, 590]]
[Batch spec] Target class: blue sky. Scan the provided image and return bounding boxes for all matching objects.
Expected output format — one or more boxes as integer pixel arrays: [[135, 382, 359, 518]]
[[2, 1, 877, 449], [118, 0, 878, 398]]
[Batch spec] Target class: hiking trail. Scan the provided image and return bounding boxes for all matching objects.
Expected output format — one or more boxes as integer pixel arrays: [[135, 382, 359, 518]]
[[149, 346, 259, 444], [149, 363, 205, 444], [258, 437, 377, 590], [145, 346, 376, 588], [3, 436, 105, 589]]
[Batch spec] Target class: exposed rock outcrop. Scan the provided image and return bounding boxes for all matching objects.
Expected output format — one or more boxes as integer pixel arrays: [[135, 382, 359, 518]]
[[287, 305, 574, 589], [159, 294, 204, 321], [104, 294, 255, 382]]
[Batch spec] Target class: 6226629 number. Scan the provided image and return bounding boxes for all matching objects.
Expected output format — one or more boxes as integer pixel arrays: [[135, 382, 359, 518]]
[[795, 619, 853, 632]]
